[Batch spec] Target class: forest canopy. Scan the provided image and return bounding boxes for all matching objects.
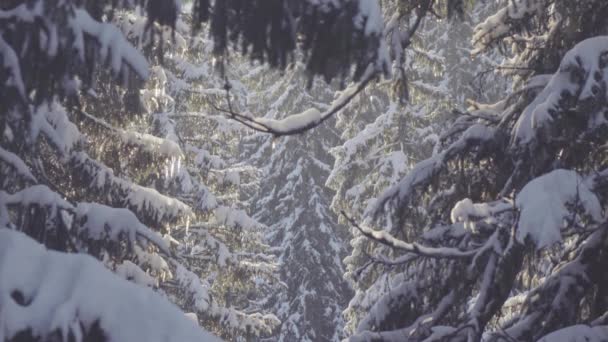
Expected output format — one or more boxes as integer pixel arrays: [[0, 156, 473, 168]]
[[1, 0, 607, 341]]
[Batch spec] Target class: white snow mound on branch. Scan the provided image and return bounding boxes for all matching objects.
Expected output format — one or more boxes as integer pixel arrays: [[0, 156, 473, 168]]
[[1, 185, 72, 210], [0, 147, 36, 182], [75, 203, 169, 252], [71, 9, 149, 79], [120, 130, 183, 158], [355, 0, 384, 35], [515, 169, 603, 249], [115, 260, 156, 287], [451, 198, 491, 223], [450, 198, 512, 231], [370, 124, 496, 214], [0, 229, 221, 342], [255, 108, 321, 132], [537, 325, 608, 342], [472, 0, 543, 55], [512, 36, 608, 145]]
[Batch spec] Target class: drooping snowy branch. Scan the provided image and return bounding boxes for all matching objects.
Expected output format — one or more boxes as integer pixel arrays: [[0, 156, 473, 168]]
[[372, 123, 500, 215], [0, 229, 221, 342], [342, 211, 477, 259], [212, 75, 374, 136], [515, 169, 603, 248], [0, 147, 36, 183]]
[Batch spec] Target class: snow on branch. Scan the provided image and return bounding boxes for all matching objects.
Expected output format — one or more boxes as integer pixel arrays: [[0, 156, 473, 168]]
[[0, 147, 36, 182], [350, 289, 458, 342], [371, 123, 498, 215], [71, 152, 191, 223], [71, 8, 149, 79], [353, 280, 419, 334], [0, 185, 73, 212], [538, 325, 608, 342], [0, 229, 220, 342], [79, 110, 183, 158], [173, 263, 279, 336], [515, 169, 603, 249], [31, 102, 84, 156], [492, 225, 608, 341], [75, 203, 170, 254], [206, 0, 438, 136], [0, 186, 173, 255], [213, 206, 261, 231], [511, 36, 608, 146], [471, 0, 545, 55], [450, 198, 514, 232], [341, 212, 476, 259], [0, 2, 149, 105], [0, 35, 26, 98], [212, 75, 374, 136]]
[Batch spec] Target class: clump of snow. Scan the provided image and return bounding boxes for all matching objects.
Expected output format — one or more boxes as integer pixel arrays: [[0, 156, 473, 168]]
[[331, 84, 360, 108], [184, 313, 198, 323], [222, 170, 240, 187], [355, 279, 417, 333], [255, 108, 322, 133], [193, 147, 225, 170], [214, 206, 259, 231], [355, 0, 384, 36], [115, 260, 156, 287], [0, 229, 221, 342], [120, 130, 183, 158], [450, 198, 513, 231], [126, 185, 192, 222], [197, 186, 218, 212], [451, 198, 489, 223], [515, 169, 603, 248], [450, 198, 513, 232]]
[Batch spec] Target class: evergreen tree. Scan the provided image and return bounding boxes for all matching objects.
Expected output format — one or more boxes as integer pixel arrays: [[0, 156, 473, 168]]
[[346, 1, 608, 341], [238, 65, 353, 341], [0, 1, 218, 340], [327, 1, 507, 335], [112, 10, 282, 339]]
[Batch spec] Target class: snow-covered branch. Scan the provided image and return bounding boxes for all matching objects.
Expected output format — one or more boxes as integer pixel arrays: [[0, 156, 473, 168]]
[[212, 74, 374, 136], [342, 211, 477, 259], [0, 229, 220, 342]]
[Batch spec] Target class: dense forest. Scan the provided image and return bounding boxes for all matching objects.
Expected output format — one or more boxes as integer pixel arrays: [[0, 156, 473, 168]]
[[1, 0, 607, 341]]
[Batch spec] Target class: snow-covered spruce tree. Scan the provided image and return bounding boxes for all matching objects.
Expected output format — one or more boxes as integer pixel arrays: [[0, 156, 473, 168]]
[[344, 1, 608, 341], [0, 1, 224, 340], [118, 11, 283, 338], [175, 1, 391, 340], [235, 63, 353, 341], [327, 1, 509, 335]]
